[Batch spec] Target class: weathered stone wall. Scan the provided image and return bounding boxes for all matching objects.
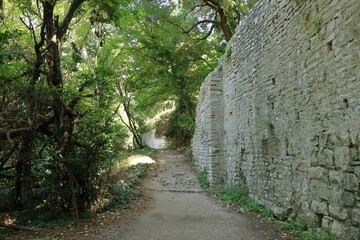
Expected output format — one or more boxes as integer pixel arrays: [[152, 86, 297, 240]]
[[192, 0, 360, 239], [142, 129, 167, 149]]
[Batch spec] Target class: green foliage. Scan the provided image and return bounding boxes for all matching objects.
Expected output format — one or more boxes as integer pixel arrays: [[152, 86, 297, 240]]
[[174, 0, 259, 41], [166, 108, 196, 146], [16, 210, 73, 228], [181, 145, 193, 158], [100, 183, 140, 210], [0, 0, 129, 217], [264, 120, 274, 131], [219, 187, 272, 217], [225, 45, 232, 57], [110, 0, 220, 147], [0, 185, 14, 211], [311, 17, 323, 39], [292, 0, 304, 5], [196, 170, 210, 189], [0, 0, 253, 230], [277, 220, 333, 240]]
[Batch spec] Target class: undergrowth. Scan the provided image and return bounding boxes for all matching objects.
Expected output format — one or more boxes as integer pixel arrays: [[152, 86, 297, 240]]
[[218, 187, 272, 218], [218, 187, 333, 240], [0, 147, 155, 233], [277, 220, 333, 240]]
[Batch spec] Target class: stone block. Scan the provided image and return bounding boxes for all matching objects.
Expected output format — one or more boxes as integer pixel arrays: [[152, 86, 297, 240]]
[[343, 191, 355, 207], [345, 173, 358, 191], [352, 208, 360, 225], [329, 170, 343, 185], [330, 220, 345, 237], [355, 166, 360, 177], [334, 147, 351, 171], [326, 20, 335, 33], [271, 206, 292, 220], [318, 186, 332, 201], [317, 149, 334, 167], [328, 189, 343, 204], [309, 167, 327, 179], [311, 200, 328, 215], [329, 205, 348, 220], [346, 226, 360, 240], [321, 216, 333, 230]]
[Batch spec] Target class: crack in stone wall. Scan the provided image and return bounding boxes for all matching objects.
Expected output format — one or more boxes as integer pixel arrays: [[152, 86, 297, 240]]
[[192, 0, 360, 239]]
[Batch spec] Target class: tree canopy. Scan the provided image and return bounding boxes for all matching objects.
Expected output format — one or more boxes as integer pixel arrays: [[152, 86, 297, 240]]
[[0, 0, 255, 220]]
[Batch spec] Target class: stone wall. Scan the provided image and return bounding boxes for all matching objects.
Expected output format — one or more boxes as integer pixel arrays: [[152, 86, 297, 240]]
[[142, 129, 167, 149], [192, 0, 360, 239]]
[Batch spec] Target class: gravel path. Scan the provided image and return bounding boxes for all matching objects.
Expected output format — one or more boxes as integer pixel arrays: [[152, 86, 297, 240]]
[[6, 150, 300, 240], [102, 150, 296, 240]]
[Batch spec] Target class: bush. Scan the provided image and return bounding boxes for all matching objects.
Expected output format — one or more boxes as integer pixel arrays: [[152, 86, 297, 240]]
[[0, 186, 14, 212], [100, 183, 138, 210], [165, 108, 195, 147]]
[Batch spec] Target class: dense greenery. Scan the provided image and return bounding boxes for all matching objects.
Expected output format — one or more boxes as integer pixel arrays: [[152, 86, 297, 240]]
[[0, 0, 131, 218], [0, 0, 255, 226]]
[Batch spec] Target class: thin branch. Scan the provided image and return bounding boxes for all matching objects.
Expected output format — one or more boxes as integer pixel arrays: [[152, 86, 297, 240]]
[[2, 128, 31, 145], [170, 20, 218, 40], [203, 0, 220, 12], [191, 24, 216, 40], [58, 0, 86, 39], [182, 19, 219, 34], [184, 4, 207, 18], [203, 0, 220, 10]]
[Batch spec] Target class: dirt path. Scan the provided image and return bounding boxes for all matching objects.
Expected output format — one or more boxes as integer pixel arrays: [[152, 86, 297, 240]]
[[99, 150, 296, 240]]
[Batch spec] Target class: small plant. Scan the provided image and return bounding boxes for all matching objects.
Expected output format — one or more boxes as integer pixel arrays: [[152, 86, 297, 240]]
[[311, 17, 321, 28], [196, 170, 210, 189], [264, 120, 274, 130], [101, 183, 141, 210], [292, 0, 304, 6], [256, 134, 268, 143], [224, 45, 232, 58], [218, 187, 272, 218], [311, 16, 323, 39], [256, 120, 274, 131]]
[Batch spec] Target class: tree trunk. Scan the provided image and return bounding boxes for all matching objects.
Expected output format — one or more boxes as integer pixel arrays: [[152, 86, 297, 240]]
[[218, 8, 233, 42], [42, 0, 79, 215], [14, 134, 34, 208]]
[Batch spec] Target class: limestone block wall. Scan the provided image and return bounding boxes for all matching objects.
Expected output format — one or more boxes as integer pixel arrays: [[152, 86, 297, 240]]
[[192, 0, 360, 238]]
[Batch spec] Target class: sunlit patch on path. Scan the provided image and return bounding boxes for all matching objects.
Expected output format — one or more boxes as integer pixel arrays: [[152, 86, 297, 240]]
[[128, 156, 155, 166]]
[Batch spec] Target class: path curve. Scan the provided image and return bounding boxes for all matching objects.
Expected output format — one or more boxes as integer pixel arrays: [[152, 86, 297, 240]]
[[101, 150, 296, 240]]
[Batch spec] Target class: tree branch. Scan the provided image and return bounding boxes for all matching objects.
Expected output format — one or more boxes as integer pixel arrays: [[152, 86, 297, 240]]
[[202, 0, 220, 10], [184, 4, 206, 18], [182, 20, 219, 34], [58, 0, 86, 39], [170, 20, 218, 40]]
